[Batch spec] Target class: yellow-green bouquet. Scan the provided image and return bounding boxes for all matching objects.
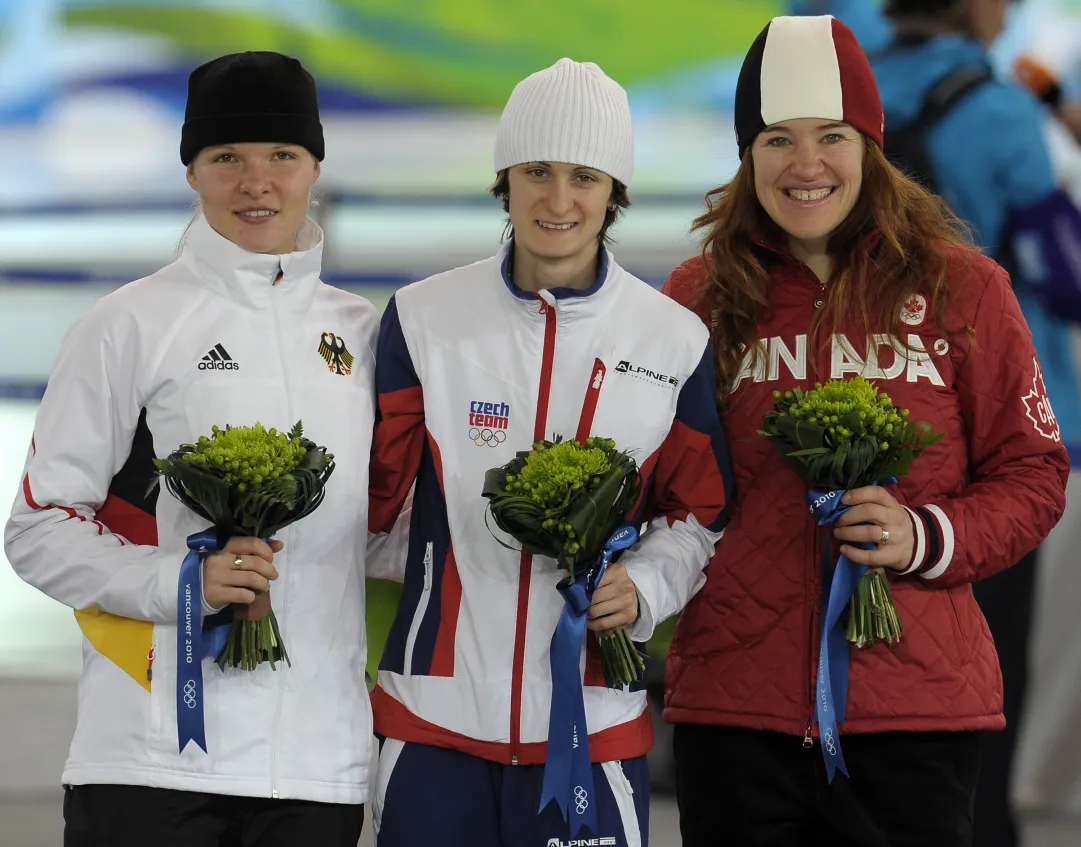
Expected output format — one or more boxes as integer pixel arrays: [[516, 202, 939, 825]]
[[760, 377, 944, 647], [481, 437, 644, 686], [151, 421, 334, 669]]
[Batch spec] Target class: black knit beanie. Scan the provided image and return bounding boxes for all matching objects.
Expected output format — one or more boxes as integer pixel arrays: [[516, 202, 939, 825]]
[[180, 51, 324, 165]]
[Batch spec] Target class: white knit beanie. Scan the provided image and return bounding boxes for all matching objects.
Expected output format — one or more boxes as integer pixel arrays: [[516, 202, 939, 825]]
[[494, 58, 634, 186]]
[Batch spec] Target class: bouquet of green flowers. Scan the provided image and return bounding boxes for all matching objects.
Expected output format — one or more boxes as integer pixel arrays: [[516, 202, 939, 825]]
[[481, 437, 645, 687], [760, 377, 943, 647], [151, 421, 334, 670]]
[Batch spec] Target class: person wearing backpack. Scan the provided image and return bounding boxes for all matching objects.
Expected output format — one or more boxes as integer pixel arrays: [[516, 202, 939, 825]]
[[793, 3, 1081, 846]]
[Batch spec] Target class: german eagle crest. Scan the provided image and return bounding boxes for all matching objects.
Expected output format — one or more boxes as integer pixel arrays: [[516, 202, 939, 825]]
[[318, 332, 354, 376]]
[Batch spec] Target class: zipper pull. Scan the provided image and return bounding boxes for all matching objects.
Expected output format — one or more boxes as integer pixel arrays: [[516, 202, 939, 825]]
[[802, 723, 813, 749], [146, 648, 155, 683], [423, 542, 433, 589]]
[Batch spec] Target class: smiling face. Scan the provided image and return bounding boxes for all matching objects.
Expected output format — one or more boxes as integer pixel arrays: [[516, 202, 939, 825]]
[[505, 161, 614, 263], [751, 118, 864, 257], [186, 142, 321, 255]]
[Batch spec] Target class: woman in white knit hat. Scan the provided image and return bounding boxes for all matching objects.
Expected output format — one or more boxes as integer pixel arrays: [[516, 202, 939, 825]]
[[366, 58, 733, 846]]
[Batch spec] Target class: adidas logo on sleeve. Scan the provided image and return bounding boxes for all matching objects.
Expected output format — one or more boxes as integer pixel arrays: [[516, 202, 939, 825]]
[[198, 343, 239, 371]]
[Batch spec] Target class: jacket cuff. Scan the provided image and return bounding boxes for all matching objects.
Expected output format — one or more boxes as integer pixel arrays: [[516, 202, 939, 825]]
[[201, 560, 227, 617], [898, 505, 955, 580], [897, 507, 926, 575], [625, 584, 656, 642], [156, 549, 224, 620]]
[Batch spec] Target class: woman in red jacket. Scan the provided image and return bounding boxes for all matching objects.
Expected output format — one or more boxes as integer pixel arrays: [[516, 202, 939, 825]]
[[661, 15, 1070, 847]]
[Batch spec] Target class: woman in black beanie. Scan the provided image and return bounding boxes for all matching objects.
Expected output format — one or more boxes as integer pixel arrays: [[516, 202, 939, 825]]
[[5, 51, 386, 846]]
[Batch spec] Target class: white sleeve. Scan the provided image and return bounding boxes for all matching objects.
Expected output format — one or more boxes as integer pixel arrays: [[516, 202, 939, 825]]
[[612, 340, 732, 641], [365, 485, 412, 583], [620, 514, 723, 642], [4, 303, 185, 624]]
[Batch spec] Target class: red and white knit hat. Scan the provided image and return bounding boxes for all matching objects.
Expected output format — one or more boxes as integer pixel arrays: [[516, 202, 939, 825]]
[[494, 58, 634, 186], [734, 15, 884, 158]]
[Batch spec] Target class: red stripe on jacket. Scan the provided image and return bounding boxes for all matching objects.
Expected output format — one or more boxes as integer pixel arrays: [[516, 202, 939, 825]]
[[22, 471, 107, 536], [370, 385, 425, 533], [647, 419, 730, 528], [371, 684, 653, 765]]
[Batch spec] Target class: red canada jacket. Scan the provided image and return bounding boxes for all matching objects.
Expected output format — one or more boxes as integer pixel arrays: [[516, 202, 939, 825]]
[[661, 240, 1069, 737]]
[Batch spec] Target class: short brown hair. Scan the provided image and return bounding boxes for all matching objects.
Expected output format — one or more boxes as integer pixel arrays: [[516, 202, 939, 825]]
[[489, 169, 631, 245]]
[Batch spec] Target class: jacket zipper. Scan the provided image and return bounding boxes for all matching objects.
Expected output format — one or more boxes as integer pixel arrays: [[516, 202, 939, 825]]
[[510, 298, 558, 764], [403, 543, 434, 675], [268, 265, 293, 798], [805, 282, 828, 750], [804, 521, 819, 750]]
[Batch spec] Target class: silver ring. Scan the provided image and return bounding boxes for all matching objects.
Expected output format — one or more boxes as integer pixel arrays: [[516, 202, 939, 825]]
[[233, 555, 244, 570], [879, 528, 890, 545]]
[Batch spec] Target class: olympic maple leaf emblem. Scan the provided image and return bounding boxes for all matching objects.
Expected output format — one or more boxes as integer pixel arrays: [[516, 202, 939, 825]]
[[901, 294, 927, 326], [1022, 357, 1061, 442]]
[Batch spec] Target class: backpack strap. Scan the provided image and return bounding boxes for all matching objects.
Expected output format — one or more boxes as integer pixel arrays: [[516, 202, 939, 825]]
[[910, 63, 995, 133], [877, 52, 994, 192], [869, 34, 995, 133]]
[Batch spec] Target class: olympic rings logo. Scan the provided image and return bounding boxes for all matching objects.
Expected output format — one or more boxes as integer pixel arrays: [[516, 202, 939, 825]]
[[182, 680, 198, 709], [823, 728, 837, 756], [469, 427, 507, 447], [574, 785, 589, 813]]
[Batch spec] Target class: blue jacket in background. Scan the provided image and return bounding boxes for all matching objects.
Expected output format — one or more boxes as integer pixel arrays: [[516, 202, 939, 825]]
[[791, 2, 1081, 448]]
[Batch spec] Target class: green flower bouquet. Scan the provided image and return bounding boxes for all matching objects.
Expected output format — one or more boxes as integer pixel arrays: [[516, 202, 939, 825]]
[[760, 377, 944, 647], [481, 437, 645, 687], [151, 421, 334, 669]]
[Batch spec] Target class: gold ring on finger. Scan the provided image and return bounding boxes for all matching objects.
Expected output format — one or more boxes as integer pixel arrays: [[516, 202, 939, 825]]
[[878, 528, 890, 545], [233, 555, 244, 570]]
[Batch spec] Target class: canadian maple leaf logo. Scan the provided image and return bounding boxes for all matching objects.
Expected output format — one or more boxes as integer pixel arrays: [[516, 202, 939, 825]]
[[1022, 358, 1061, 442], [900, 293, 928, 327]]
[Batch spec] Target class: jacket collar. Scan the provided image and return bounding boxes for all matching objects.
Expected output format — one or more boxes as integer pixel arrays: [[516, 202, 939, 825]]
[[751, 225, 884, 270], [497, 239, 618, 321], [179, 213, 323, 312]]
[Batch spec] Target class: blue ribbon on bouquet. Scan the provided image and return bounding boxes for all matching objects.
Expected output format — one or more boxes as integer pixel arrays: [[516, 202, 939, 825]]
[[176, 529, 233, 755], [539, 524, 640, 838], [806, 478, 897, 783]]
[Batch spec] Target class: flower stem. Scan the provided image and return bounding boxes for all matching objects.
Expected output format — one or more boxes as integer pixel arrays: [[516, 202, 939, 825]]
[[847, 571, 903, 649]]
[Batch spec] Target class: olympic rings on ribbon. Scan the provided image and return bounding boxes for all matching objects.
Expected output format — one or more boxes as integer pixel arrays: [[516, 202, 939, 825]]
[[182, 680, 198, 709], [469, 427, 507, 447], [573, 785, 589, 813], [823, 728, 837, 755]]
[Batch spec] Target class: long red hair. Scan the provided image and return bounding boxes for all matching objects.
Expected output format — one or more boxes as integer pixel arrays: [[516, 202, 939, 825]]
[[693, 138, 974, 410]]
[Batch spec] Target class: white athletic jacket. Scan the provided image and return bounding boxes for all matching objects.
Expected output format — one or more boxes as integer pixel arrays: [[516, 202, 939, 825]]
[[368, 244, 733, 765], [5, 215, 380, 804]]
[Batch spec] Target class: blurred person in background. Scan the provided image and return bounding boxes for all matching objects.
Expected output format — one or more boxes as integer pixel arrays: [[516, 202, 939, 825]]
[[793, 2, 1081, 844], [4, 51, 381, 846], [661, 15, 1069, 846], [365, 57, 732, 846]]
